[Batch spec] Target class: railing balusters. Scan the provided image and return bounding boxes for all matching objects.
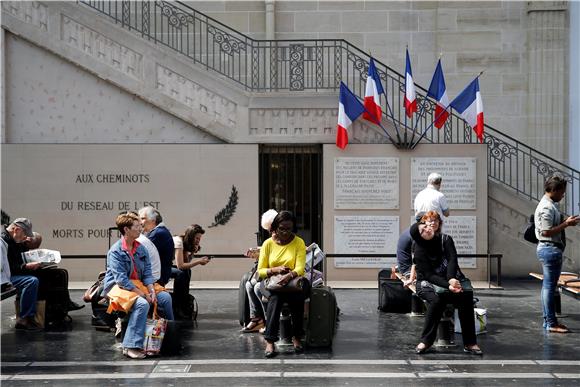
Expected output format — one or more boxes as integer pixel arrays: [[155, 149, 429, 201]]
[[77, 0, 579, 215]]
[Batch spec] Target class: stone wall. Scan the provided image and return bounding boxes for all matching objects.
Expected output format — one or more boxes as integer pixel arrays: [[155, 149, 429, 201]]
[[189, 0, 569, 163]]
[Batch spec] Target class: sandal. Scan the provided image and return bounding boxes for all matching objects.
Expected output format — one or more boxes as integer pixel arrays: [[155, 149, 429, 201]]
[[241, 319, 265, 333]]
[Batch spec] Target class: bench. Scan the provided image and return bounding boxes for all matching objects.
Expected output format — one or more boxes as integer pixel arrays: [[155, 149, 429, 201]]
[[529, 272, 580, 314], [1, 284, 18, 301]]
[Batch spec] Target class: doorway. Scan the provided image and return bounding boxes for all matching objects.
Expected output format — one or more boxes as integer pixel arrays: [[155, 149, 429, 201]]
[[259, 145, 322, 246]]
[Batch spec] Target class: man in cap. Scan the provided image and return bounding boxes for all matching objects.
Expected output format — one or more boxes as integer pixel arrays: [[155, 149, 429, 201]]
[[1, 218, 41, 330]]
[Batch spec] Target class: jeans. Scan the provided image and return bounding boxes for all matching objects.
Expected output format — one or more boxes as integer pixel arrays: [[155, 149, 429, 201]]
[[416, 282, 477, 347], [245, 280, 265, 320], [11, 275, 39, 318], [537, 243, 563, 329], [122, 291, 174, 349]]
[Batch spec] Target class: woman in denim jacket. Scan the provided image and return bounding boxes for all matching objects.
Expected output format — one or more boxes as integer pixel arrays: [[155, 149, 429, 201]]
[[103, 212, 174, 359]]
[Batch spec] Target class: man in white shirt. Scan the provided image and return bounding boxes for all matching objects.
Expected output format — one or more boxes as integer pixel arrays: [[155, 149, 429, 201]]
[[136, 234, 161, 283], [414, 172, 450, 219]]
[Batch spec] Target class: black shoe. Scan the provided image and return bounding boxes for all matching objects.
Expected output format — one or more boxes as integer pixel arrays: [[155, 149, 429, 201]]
[[463, 346, 483, 355], [264, 349, 278, 358], [293, 345, 304, 354], [67, 301, 85, 311]]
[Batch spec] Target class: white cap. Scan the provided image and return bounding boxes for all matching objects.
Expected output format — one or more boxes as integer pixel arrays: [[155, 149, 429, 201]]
[[261, 209, 278, 231]]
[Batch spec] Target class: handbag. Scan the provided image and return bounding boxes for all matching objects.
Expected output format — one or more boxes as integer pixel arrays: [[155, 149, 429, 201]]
[[264, 274, 305, 292], [523, 214, 538, 244], [144, 303, 167, 356], [83, 271, 106, 303]]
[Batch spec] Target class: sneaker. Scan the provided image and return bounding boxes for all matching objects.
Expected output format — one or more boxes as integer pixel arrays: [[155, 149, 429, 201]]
[[67, 301, 85, 311], [548, 324, 570, 333]]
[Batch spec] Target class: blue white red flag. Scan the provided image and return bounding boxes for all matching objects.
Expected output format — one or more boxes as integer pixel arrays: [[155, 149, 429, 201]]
[[450, 78, 484, 143], [427, 59, 449, 129], [336, 82, 365, 150], [363, 58, 384, 125], [404, 49, 417, 118]]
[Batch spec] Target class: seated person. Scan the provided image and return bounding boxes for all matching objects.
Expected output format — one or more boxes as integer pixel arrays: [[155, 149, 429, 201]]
[[396, 212, 424, 288], [258, 210, 309, 358], [171, 224, 211, 319], [411, 211, 482, 355], [1, 218, 41, 330], [24, 232, 85, 312], [103, 212, 174, 359], [241, 209, 277, 333]]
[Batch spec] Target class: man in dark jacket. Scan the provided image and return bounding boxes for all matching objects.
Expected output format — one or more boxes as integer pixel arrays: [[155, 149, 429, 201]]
[[138, 206, 174, 286]]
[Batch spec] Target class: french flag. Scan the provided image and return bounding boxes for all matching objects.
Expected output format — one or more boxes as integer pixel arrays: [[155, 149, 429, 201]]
[[336, 82, 365, 150], [363, 58, 384, 125], [450, 78, 484, 143], [427, 59, 449, 129], [404, 49, 417, 118]]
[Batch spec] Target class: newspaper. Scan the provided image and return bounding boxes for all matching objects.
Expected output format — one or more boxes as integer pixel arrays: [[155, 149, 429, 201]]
[[21, 249, 61, 268]]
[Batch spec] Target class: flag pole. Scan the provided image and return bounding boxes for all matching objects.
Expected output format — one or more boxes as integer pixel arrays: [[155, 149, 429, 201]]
[[408, 53, 443, 149], [411, 70, 484, 149], [403, 45, 409, 148], [344, 84, 397, 146]]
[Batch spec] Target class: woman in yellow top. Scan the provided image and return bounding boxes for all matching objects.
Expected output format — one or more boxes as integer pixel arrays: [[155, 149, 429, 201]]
[[258, 210, 308, 358]]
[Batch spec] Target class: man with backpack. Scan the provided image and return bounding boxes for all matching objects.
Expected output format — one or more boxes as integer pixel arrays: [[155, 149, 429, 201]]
[[534, 174, 580, 333]]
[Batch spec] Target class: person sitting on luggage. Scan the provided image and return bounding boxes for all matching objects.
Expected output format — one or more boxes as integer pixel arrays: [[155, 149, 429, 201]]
[[397, 212, 424, 288], [171, 224, 211, 320], [103, 212, 174, 359], [257, 210, 309, 358], [23, 231, 85, 314], [241, 209, 278, 333], [411, 211, 483, 355]]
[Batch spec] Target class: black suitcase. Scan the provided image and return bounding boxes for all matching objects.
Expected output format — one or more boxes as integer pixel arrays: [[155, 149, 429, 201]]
[[238, 271, 252, 326], [160, 320, 181, 355], [305, 285, 338, 347], [378, 269, 411, 313]]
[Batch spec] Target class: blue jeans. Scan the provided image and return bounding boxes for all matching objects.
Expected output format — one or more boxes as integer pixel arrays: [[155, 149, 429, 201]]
[[245, 280, 266, 320], [123, 291, 174, 349], [536, 243, 563, 329], [11, 275, 39, 318]]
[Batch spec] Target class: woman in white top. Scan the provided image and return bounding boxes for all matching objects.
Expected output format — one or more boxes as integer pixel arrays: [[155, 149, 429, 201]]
[[171, 224, 211, 319]]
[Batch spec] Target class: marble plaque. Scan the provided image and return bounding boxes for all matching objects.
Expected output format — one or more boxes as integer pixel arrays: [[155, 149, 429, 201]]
[[441, 216, 477, 268], [334, 157, 399, 209], [411, 157, 476, 209], [334, 216, 399, 268]]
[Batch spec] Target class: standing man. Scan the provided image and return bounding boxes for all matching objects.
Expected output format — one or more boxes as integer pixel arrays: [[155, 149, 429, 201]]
[[414, 173, 450, 220], [1, 218, 41, 330], [138, 206, 174, 286], [534, 174, 579, 333]]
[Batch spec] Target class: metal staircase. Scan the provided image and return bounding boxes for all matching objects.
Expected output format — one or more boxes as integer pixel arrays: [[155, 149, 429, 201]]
[[79, 0, 579, 215]]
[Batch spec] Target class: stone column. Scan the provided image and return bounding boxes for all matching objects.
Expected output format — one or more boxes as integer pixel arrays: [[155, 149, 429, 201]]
[[570, 1, 580, 171], [526, 1, 569, 162], [265, 0, 275, 40]]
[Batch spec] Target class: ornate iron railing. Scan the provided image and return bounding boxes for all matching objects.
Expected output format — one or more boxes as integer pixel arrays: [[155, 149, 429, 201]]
[[79, 0, 579, 215]]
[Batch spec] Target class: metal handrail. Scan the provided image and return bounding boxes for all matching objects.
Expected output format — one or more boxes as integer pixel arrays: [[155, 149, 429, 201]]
[[78, 0, 579, 215]]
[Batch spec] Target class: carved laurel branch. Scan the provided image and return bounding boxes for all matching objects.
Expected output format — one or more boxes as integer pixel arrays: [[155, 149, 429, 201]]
[[208, 185, 239, 228]]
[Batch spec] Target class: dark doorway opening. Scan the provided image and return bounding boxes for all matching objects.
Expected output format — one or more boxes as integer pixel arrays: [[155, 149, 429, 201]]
[[259, 145, 322, 246]]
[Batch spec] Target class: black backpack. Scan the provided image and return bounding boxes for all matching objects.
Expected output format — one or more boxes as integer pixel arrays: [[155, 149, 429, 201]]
[[523, 214, 539, 244]]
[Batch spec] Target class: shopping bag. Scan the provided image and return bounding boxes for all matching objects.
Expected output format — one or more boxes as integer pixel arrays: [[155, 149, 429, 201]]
[[144, 304, 167, 356], [454, 308, 487, 335]]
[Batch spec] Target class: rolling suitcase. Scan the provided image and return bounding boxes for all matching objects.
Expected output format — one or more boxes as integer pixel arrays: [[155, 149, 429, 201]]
[[34, 267, 72, 328], [305, 285, 338, 347], [238, 271, 252, 326], [378, 269, 411, 313]]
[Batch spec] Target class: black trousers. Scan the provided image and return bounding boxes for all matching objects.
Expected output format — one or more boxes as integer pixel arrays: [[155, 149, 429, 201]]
[[171, 267, 191, 306], [416, 282, 477, 347], [263, 281, 310, 343]]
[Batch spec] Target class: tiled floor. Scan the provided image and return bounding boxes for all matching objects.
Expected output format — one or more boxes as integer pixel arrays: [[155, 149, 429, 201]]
[[1, 280, 579, 386]]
